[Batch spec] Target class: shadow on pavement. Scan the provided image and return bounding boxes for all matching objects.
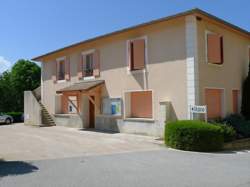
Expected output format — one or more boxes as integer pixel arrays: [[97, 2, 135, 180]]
[[0, 159, 38, 178]]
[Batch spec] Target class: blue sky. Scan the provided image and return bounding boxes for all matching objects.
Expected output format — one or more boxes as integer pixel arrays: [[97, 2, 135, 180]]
[[0, 0, 249, 73]]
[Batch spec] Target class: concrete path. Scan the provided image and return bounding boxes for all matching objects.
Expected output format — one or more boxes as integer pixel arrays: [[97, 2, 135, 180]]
[[0, 123, 163, 161], [1, 149, 250, 187]]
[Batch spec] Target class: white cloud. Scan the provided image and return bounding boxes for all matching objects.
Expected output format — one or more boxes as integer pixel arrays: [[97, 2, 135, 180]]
[[0, 56, 12, 73]]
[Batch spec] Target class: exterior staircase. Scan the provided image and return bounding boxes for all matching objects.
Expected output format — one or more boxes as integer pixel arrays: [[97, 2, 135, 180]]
[[38, 101, 56, 126], [31, 87, 56, 127]]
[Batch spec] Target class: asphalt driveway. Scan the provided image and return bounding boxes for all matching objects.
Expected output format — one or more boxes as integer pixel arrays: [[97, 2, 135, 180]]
[[1, 149, 250, 187], [0, 123, 163, 161]]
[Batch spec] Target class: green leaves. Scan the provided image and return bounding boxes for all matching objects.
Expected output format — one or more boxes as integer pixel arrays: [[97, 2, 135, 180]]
[[0, 59, 41, 112]]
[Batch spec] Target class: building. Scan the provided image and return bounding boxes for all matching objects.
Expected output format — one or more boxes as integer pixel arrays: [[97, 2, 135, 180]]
[[27, 8, 250, 137]]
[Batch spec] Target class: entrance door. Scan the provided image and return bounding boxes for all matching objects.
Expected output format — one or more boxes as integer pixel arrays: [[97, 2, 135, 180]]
[[89, 96, 95, 128]]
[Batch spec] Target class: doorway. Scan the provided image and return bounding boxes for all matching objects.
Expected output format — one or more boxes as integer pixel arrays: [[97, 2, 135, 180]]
[[89, 96, 95, 128]]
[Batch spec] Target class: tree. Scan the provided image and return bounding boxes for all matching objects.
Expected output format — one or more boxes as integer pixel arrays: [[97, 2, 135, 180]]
[[0, 59, 41, 112], [241, 63, 250, 119], [0, 71, 15, 112]]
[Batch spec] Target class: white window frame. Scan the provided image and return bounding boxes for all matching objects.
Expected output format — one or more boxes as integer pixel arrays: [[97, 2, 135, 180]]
[[56, 56, 66, 83], [205, 30, 223, 67], [123, 89, 154, 121], [126, 36, 148, 75], [81, 49, 96, 80], [204, 87, 226, 118]]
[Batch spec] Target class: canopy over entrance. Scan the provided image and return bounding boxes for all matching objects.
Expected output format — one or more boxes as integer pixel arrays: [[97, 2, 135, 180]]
[[56, 80, 104, 94]]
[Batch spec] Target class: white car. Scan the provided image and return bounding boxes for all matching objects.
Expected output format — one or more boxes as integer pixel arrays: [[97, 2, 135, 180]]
[[0, 113, 14, 124]]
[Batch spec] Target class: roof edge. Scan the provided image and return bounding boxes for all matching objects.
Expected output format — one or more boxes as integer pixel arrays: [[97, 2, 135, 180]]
[[32, 8, 249, 61]]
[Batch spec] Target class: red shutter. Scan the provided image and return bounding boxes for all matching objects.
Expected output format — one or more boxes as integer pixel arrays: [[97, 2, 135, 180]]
[[65, 57, 70, 81], [207, 34, 223, 64], [128, 41, 133, 71], [78, 54, 83, 79], [52, 61, 57, 83], [93, 50, 100, 77], [205, 89, 223, 119], [131, 39, 145, 70], [232, 90, 239, 114], [131, 91, 152, 118]]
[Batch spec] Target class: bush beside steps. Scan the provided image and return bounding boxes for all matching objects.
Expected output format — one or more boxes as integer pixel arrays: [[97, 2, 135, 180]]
[[165, 120, 224, 152]]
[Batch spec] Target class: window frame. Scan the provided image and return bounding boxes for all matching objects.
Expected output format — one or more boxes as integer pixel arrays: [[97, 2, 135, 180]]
[[205, 30, 224, 66], [56, 56, 66, 83], [126, 36, 148, 74], [81, 49, 96, 80], [123, 89, 154, 121]]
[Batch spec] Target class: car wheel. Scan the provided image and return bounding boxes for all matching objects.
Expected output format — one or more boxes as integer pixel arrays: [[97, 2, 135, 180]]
[[5, 118, 11, 124]]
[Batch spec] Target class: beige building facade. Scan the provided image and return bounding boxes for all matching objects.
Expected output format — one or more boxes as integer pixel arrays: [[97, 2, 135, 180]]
[[32, 9, 250, 137]]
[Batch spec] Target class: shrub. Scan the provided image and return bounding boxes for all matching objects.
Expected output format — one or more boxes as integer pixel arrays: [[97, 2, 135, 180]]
[[223, 114, 250, 138], [165, 120, 224, 152], [214, 123, 236, 142], [4, 112, 23, 123], [241, 63, 250, 119]]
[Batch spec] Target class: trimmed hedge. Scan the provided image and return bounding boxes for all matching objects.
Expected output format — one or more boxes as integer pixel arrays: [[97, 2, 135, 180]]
[[165, 120, 224, 152], [214, 123, 236, 142]]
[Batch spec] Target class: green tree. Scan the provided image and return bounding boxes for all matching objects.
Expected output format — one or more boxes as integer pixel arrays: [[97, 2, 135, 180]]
[[0, 59, 41, 112], [0, 71, 14, 112], [241, 63, 250, 119]]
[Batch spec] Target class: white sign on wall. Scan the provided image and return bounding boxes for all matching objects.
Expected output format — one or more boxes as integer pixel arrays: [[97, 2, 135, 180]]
[[190, 105, 207, 122]]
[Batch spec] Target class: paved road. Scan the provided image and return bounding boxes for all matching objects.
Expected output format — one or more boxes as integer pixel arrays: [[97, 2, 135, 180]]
[[0, 124, 162, 161], [1, 149, 250, 187]]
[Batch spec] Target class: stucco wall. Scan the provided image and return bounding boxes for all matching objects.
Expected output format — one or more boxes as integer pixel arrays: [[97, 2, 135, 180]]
[[197, 19, 250, 117], [41, 18, 187, 122], [24, 91, 42, 126]]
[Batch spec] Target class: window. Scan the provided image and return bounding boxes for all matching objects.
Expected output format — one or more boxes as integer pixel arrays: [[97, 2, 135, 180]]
[[102, 98, 122, 116], [68, 96, 78, 114], [84, 53, 94, 77], [206, 32, 223, 64], [125, 90, 153, 119], [128, 38, 146, 71], [78, 50, 100, 79], [57, 59, 65, 80], [232, 90, 240, 114], [205, 88, 224, 119]]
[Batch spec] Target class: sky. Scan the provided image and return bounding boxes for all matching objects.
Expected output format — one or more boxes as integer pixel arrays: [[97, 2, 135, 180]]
[[0, 0, 250, 73]]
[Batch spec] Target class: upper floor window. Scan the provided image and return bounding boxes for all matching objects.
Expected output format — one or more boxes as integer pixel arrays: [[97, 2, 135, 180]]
[[57, 59, 66, 80], [128, 38, 146, 71], [206, 32, 224, 65], [78, 50, 100, 80], [84, 53, 94, 77]]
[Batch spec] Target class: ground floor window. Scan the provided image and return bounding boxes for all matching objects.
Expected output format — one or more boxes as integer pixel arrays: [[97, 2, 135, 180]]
[[125, 90, 153, 119], [205, 88, 224, 119], [61, 93, 80, 114], [68, 96, 78, 113]]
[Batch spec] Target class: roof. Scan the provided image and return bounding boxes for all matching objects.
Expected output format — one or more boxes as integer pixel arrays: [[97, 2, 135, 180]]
[[33, 8, 250, 61], [56, 80, 104, 93]]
